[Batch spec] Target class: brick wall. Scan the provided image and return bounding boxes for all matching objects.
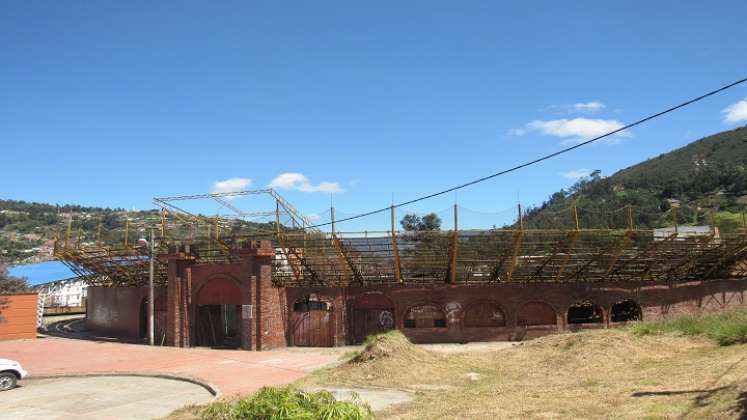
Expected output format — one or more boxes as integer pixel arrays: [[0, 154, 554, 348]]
[[0, 293, 38, 340], [287, 278, 747, 345], [87, 286, 166, 338]]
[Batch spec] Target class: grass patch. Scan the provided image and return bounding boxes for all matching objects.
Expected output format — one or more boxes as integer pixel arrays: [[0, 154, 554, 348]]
[[300, 328, 747, 419], [631, 307, 747, 345], [196, 386, 372, 420]]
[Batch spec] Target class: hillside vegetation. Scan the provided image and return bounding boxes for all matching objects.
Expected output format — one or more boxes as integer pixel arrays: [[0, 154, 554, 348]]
[[524, 126, 747, 231], [0, 199, 160, 264], [0, 199, 277, 265]]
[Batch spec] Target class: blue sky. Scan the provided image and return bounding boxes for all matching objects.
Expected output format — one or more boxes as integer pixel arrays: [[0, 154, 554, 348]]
[[2, 1, 747, 231]]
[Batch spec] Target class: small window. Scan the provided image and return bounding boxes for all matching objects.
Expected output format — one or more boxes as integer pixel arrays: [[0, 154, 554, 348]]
[[405, 305, 446, 328]]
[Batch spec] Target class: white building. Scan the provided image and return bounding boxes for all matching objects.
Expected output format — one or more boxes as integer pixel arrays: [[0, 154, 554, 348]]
[[32, 277, 88, 308], [653, 225, 719, 241]]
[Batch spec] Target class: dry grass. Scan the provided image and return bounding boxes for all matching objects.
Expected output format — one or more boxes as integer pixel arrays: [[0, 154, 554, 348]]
[[299, 329, 747, 419]]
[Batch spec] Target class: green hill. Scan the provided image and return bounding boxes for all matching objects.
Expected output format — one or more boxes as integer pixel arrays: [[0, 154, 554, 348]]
[[523, 126, 747, 231], [0, 199, 278, 265], [0, 200, 160, 264]]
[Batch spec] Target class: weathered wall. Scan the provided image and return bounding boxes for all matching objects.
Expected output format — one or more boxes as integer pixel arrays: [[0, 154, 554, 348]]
[[86, 286, 166, 338], [287, 278, 747, 345], [0, 293, 38, 340]]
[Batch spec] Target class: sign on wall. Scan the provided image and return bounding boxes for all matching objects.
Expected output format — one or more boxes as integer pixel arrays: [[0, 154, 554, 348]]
[[242, 304, 253, 319]]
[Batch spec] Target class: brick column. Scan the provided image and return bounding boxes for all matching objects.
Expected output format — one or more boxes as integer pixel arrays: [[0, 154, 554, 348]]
[[231, 240, 284, 350], [159, 246, 196, 347]]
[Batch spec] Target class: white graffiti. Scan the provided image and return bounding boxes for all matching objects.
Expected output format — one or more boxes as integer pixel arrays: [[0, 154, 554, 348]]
[[378, 310, 394, 329], [445, 301, 462, 323]]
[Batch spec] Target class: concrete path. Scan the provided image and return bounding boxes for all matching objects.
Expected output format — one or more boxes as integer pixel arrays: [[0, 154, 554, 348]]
[[4, 376, 213, 420], [304, 386, 415, 411], [0, 337, 341, 396]]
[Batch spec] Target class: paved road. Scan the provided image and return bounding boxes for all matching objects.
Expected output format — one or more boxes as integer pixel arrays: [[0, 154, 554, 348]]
[[0, 337, 341, 396], [3, 376, 213, 420]]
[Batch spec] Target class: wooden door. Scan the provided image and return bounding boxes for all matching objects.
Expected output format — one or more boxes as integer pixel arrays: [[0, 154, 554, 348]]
[[293, 310, 333, 347]]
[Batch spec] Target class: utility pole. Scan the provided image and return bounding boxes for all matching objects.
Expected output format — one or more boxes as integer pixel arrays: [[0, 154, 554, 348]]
[[148, 227, 155, 346]]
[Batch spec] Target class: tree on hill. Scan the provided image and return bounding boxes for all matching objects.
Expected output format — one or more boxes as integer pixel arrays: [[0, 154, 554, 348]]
[[0, 264, 29, 294], [522, 127, 747, 232], [400, 213, 442, 231], [0, 265, 30, 323]]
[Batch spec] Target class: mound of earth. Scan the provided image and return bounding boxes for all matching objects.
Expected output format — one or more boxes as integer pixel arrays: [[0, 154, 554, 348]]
[[352, 330, 439, 364]]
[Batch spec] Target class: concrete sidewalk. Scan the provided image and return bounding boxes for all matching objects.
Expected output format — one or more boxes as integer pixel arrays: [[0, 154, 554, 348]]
[[5, 376, 213, 420], [0, 337, 341, 396]]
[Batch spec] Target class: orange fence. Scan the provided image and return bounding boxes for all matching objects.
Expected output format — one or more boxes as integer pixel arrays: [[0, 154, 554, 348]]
[[0, 293, 38, 340]]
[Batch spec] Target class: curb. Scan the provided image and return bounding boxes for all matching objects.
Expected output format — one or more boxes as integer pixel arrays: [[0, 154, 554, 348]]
[[25, 371, 221, 399]]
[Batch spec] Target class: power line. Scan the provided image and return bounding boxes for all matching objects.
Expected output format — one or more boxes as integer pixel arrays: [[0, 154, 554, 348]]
[[297, 77, 747, 231]]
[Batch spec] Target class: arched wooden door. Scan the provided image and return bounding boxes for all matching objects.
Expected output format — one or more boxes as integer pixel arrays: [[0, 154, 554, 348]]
[[351, 293, 395, 344]]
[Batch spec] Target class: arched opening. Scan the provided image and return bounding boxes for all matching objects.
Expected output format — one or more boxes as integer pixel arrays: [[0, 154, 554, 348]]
[[611, 299, 642, 322], [351, 293, 395, 344], [404, 304, 446, 328], [463, 301, 506, 327], [567, 300, 603, 324], [195, 278, 241, 349], [139, 297, 148, 338], [292, 295, 334, 347], [139, 294, 169, 342], [154, 295, 167, 345], [516, 301, 557, 327]]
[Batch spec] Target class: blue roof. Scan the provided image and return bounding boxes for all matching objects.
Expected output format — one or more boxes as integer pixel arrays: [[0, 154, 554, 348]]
[[8, 261, 77, 286]]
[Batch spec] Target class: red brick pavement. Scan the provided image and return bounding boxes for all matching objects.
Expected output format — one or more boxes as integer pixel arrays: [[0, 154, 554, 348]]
[[0, 337, 340, 396]]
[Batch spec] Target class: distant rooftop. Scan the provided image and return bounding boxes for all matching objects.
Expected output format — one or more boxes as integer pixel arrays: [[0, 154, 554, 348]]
[[9, 261, 77, 286]]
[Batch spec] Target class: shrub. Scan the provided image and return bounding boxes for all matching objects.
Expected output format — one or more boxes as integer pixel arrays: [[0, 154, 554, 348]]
[[199, 386, 373, 420]]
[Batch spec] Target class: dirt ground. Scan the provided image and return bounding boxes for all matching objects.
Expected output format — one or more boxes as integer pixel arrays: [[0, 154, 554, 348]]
[[299, 329, 747, 419]]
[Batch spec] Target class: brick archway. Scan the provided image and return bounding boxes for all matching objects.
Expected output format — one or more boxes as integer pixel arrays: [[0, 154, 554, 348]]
[[517, 301, 557, 327], [351, 293, 395, 343], [194, 277, 242, 348], [195, 277, 241, 306]]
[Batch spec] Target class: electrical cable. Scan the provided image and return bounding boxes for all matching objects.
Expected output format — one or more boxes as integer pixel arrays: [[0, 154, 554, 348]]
[[288, 77, 747, 231]]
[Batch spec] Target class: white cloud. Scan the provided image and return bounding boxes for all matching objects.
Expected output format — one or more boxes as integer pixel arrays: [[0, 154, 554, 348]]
[[558, 169, 592, 180], [268, 172, 344, 193], [306, 213, 321, 222], [545, 101, 607, 115], [510, 117, 630, 145], [572, 101, 606, 113], [211, 177, 252, 195], [722, 98, 747, 124]]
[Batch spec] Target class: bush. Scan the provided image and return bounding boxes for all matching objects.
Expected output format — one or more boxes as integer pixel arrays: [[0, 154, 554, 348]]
[[199, 386, 373, 420], [631, 307, 747, 346]]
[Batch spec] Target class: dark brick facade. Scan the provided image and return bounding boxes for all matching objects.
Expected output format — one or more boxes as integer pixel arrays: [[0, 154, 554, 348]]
[[86, 242, 747, 349], [287, 278, 747, 344]]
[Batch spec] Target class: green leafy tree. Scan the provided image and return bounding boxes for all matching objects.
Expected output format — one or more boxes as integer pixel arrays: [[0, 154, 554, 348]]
[[400, 213, 442, 231], [0, 264, 29, 294]]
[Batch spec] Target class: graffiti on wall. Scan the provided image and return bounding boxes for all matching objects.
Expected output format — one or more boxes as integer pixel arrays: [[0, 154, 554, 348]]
[[445, 301, 462, 324], [378, 310, 394, 329]]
